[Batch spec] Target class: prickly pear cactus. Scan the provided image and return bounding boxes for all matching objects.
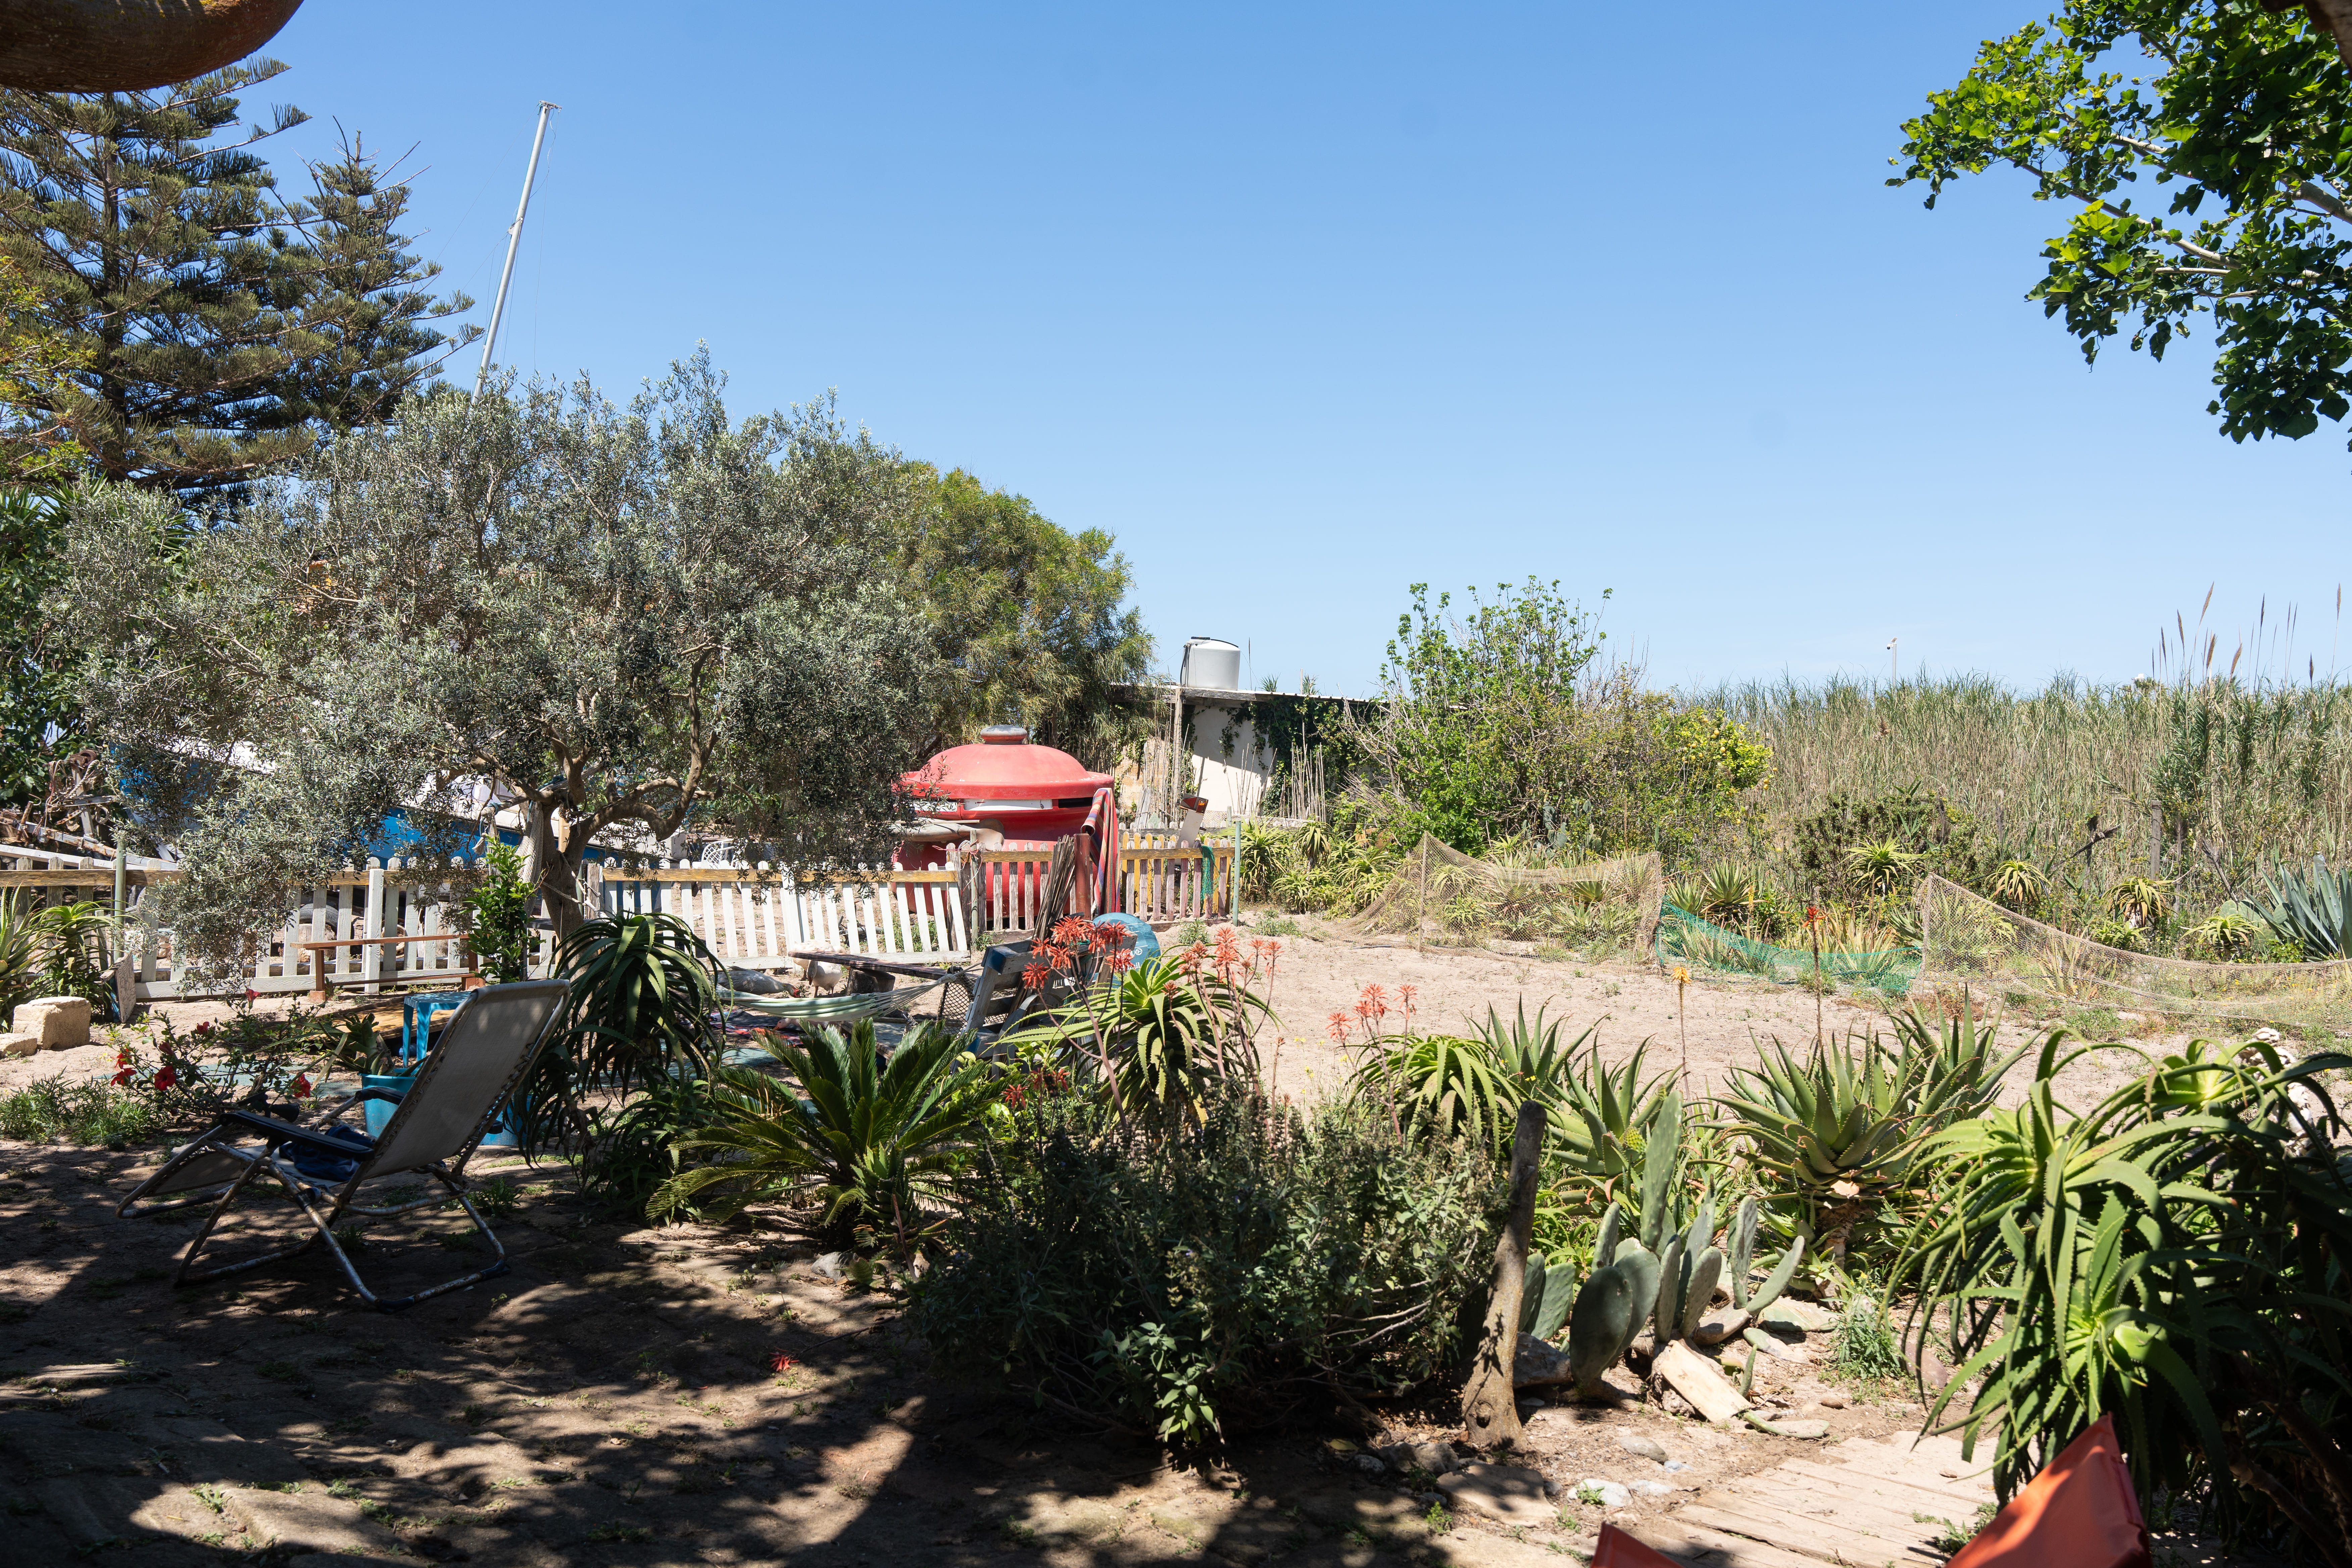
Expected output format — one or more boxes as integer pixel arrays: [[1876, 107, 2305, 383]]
[[1567, 1265, 1638, 1395], [1594, 1203, 1623, 1270], [1680, 1246, 1724, 1339], [1652, 1235, 1685, 1343], [1748, 1233, 1805, 1315], [1534, 1256, 1578, 1341], [1520, 1253, 1547, 1336], [1729, 1196, 1760, 1308], [1612, 1240, 1662, 1345]]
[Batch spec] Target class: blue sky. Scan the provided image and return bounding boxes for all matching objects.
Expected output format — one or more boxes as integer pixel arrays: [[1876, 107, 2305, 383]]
[[258, 1, 2351, 696]]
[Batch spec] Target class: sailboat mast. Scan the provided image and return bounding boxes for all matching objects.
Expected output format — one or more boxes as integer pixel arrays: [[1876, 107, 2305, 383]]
[[472, 100, 560, 403]]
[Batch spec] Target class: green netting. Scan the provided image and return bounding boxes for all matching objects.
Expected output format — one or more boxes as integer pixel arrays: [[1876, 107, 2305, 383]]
[[1916, 873, 2352, 1033], [1656, 903, 1921, 995]]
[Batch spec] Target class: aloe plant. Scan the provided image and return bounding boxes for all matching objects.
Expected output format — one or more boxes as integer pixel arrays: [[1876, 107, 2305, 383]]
[[1894, 1035, 2352, 1555], [2250, 853, 2352, 959], [1714, 1006, 2022, 1258]]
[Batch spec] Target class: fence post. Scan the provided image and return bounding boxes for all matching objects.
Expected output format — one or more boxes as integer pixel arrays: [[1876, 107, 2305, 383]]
[[366, 860, 387, 995]]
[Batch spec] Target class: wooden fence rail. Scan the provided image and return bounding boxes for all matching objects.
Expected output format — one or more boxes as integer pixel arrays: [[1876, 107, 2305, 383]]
[[0, 835, 1228, 1004]]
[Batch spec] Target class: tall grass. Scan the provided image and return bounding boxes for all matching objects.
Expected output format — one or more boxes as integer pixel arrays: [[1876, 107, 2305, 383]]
[[1701, 674, 2352, 913]]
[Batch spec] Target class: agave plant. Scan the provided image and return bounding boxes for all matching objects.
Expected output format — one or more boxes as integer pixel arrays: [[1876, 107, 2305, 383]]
[[2106, 876, 2171, 928], [2250, 854, 2352, 959], [1546, 1032, 1673, 1202], [1895, 1035, 2352, 1554], [649, 1019, 993, 1248], [1714, 1006, 2024, 1259], [1844, 840, 1924, 898], [1695, 865, 1761, 928]]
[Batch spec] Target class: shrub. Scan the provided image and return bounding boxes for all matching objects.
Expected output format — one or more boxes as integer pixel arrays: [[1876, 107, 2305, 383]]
[[1793, 784, 1989, 905], [915, 1086, 1494, 1443], [0, 1075, 159, 1147]]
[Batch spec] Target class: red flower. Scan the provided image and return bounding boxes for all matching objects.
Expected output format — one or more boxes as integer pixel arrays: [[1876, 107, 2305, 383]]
[[114, 1048, 130, 1068], [243, 988, 260, 1003], [1002, 1083, 1026, 1108], [1091, 919, 1133, 949], [1050, 916, 1094, 950], [152, 1065, 178, 1092], [192, 1022, 212, 1037], [1359, 983, 1388, 1020], [1099, 947, 1136, 977], [1021, 963, 1051, 992], [768, 1351, 797, 1373], [110, 1068, 133, 1088], [290, 1074, 313, 1099], [1326, 1010, 1351, 1044]]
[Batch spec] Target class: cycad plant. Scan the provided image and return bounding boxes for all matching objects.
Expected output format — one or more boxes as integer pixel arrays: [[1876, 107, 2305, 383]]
[[649, 1020, 992, 1249], [1895, 1036, 2352, 1558]]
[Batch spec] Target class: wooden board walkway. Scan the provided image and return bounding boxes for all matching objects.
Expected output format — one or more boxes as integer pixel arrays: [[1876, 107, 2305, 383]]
[[1625, 1431, 1996, 1568]]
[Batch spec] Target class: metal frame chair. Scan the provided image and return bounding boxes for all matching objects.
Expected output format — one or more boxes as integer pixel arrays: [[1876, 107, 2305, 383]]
[[116, 979, 569, 1310]]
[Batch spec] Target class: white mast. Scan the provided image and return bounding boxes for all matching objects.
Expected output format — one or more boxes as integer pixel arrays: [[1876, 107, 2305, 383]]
[[472, 101, 559, 404]]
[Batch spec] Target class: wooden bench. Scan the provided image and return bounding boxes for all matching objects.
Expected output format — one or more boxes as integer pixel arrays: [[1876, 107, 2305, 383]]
[[298, 935, 482, 1003]]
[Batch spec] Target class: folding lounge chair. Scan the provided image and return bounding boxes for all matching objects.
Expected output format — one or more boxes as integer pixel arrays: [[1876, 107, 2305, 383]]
[[117, 979, 569, 1310]]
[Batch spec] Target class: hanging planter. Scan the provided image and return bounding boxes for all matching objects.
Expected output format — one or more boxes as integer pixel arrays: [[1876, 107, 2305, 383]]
[[0, 0, 305, 92]]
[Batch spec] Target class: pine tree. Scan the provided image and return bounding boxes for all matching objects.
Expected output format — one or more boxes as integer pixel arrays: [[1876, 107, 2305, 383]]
[[0, 63, 473, 504], [271, 132, 477, 433]]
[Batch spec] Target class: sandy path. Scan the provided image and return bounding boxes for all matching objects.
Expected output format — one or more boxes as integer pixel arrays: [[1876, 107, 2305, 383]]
[[1239, 922, 2183, 1112]]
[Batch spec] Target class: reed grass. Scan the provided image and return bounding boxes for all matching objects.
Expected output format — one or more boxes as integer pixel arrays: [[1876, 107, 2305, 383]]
[[1700, 674, 2352, 914]]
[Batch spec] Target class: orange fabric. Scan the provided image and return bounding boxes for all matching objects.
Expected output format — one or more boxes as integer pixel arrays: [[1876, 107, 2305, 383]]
[[1944, 1413, 2151, 1568], [1592, 1523, 1683, 1568]]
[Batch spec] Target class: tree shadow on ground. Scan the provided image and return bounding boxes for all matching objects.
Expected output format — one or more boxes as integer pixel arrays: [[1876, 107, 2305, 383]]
[[0, 1135, 1580, 1568]]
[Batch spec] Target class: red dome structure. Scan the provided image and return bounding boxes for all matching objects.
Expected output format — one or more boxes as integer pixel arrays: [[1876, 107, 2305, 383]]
[[896, 726, 1111, 869]]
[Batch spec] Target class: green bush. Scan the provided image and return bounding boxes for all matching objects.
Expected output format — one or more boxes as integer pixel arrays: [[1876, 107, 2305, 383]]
[[0, 1075, 159, 1147], [1793, 784, 1989, 905], [915, 1086, 1494, 1443]]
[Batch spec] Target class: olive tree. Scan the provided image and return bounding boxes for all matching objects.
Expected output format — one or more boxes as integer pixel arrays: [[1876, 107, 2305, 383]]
[[56, 353, 944, 966]]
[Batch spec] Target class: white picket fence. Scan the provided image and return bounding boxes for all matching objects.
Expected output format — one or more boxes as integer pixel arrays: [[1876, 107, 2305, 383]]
[[0, 852, 972, 1002]]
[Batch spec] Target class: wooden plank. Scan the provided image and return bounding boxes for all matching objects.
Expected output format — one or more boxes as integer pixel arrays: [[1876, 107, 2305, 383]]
[[1773, 1458, 1994, 1516], [1711, 1477, 1956, 1542], [1655, 1340, 1752, 1424], [1673, 1502, 1881, 1565], [1621, 1519, 1838, 1568]]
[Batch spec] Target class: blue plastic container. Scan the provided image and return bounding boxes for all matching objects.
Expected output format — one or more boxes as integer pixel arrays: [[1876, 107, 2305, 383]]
[[361, 1067, 525, 1149]]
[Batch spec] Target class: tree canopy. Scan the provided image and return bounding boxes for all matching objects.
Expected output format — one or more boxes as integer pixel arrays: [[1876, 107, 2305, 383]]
[[1893, 0, 2352, 447], [0, 62, 475, 502], [892, 465, 1152, 769], [56, 353, 943, 964]]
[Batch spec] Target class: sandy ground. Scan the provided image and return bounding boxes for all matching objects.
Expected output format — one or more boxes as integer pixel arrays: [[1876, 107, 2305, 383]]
[[1238, 922, 2181, 1113], [0, 948, 2282, 1565], [0, 930, 2227, 1114]]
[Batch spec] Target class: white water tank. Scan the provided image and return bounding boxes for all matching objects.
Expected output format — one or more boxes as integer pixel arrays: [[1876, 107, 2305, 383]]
[[1180, 637, 1240, 691]]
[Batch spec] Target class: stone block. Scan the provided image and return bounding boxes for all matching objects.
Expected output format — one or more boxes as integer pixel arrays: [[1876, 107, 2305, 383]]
[[0, 1030, 37, 1057], [17, 994, 92, 1049], [1438, 1461, 1562, 1527]]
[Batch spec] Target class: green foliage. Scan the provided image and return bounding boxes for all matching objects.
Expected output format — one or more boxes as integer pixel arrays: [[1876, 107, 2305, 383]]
[[0, 488, 82, 805], [650, 1020, 994, 1247], [2182, 902, 2265, 960], [1714, 1007, 2022, 1262], [1891, 0, 2352, 450], [892, 465, 1152, 770], [1827, 1290, 1906, 1386], [1895, 1036, 2352, 1556], [1346, 1030, 1515, 1148], [550, 913, 721, 1097], [0, 896, 111, 1019], [914, 1086, 1493, 1443], [1794, 785, 1987, 905], [1358, 580, 1767, 860], [2249, 853, 2352, 959], [1002, 950, 1267, 1121], [54, 357, 944, 964], [0, 1073, 157, 1146], [459, 841, 536, 983], [0, 75, 475, 502]]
